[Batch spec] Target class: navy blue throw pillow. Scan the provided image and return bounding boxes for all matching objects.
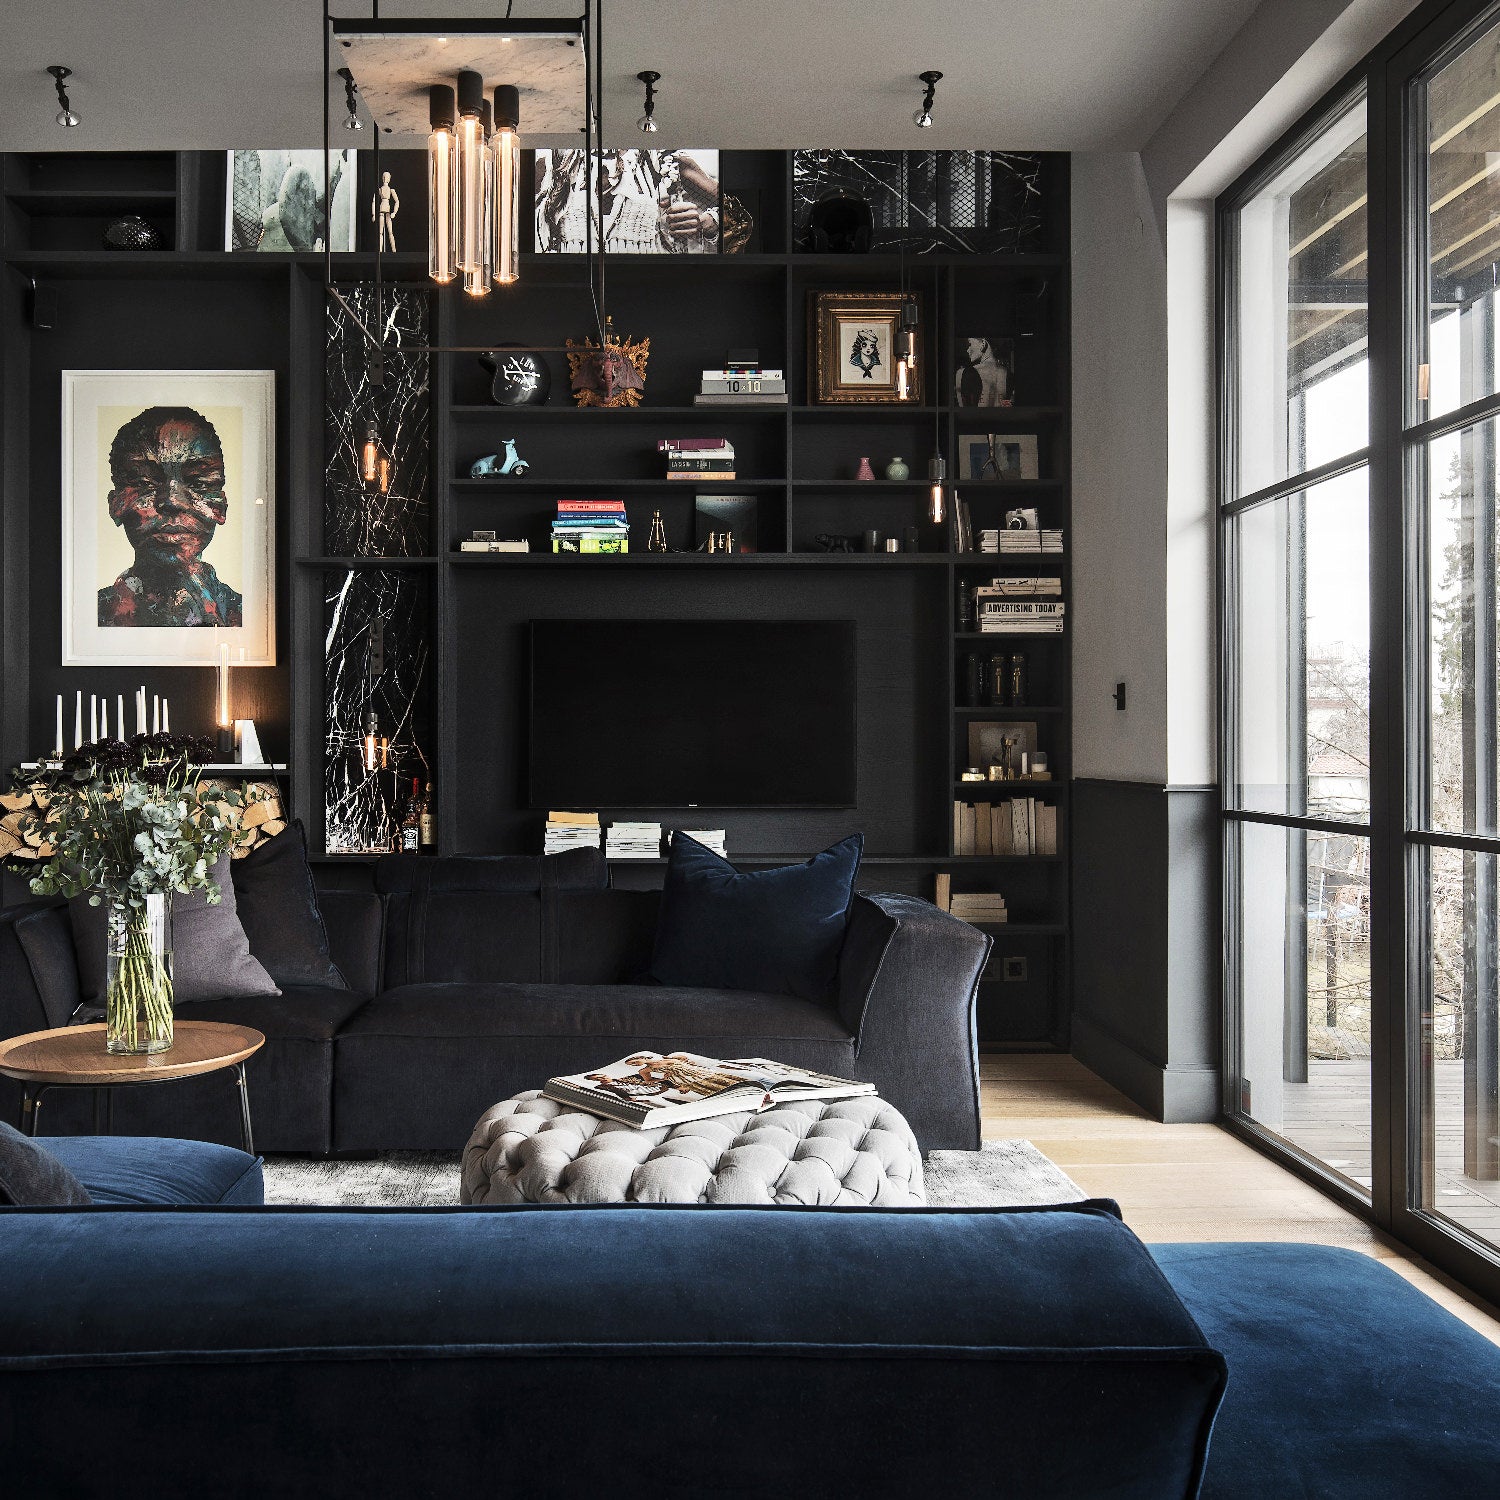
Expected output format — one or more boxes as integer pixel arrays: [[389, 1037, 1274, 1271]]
[[649, 833, 863, 1001]]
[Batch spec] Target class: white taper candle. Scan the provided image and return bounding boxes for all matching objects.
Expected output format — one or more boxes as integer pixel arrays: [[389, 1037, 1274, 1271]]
[[55, 695, 63, 756], [152, 695, 159, 735], [117, 695, 125, 742], [74, 691, 82, 750], [90, 695, 97, 743], [162, 699, 169, 733]]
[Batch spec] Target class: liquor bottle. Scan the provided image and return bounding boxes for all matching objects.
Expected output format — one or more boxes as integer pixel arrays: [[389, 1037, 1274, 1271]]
[[398, 776, 421, 853], [987, 653, 1008, 707], [1008, 652, 1029, 707], [419, 782, 437, 851], [957, 580, 974, 631], [964, 652, 983, 708]]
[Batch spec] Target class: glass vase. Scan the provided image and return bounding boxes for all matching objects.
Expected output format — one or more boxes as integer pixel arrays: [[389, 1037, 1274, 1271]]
[[105, 895, 174, 1055]]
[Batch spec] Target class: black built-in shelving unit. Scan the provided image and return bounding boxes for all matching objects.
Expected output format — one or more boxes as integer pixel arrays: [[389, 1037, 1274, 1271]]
[[0, 148, 1071, 1048]]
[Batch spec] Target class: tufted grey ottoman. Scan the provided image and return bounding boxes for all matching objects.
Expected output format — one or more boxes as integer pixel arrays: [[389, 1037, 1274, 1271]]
[[461, 1090, 926, 1206]]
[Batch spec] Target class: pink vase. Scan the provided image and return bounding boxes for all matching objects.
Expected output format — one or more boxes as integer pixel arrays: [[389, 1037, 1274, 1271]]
[[855, 456, 876, 482]]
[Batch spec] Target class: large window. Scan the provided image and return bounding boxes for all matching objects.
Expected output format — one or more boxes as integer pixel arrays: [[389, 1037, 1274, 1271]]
[[1221, 0, 1500, 1302], [1223, 97, 1372, 1191]]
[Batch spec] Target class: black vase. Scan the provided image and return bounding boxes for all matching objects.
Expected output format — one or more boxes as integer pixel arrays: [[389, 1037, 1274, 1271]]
[[102, 216, 163, 251], [479, 346, 550, 406]]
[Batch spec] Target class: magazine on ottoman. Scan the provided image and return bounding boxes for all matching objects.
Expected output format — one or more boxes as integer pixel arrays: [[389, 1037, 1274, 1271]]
[[543, 1051, 876, 1129]]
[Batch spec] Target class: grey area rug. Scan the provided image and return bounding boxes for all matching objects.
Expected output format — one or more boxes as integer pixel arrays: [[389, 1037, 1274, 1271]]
[[261, 1140, 1085, 1208]]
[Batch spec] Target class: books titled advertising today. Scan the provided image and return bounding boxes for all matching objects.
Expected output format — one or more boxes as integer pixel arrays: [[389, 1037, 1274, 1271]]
[[978, 600, 1065, 634], [552, 498, 629, 554], [543, 1050, 877, 1129]]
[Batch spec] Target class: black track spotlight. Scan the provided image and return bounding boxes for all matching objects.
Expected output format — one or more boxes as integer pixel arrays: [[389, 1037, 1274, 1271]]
[[914, 70, 942, 130], [637, 70, 661, 133], [48, 65, 79, 128]]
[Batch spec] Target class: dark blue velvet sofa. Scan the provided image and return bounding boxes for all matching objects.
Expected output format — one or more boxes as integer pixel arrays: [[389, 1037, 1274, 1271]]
[[0, 852, 990, 1156], [2, 1187, 1497, 1497]]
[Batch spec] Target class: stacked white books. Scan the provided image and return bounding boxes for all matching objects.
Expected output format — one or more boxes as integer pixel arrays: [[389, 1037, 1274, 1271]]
[[976, 576, 1062, 598], [948, 891, 1009, 925], [694, 363, 788, 407], [606, 821, 663, 860], [979, 600, 1065, 634], [544, 811, 601, 855], [989, 528, 1064, 553], [675, 829, 727, 857]]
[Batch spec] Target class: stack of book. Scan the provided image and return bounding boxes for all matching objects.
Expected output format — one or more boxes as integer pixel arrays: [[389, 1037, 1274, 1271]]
[[989, 527, 1065, 554], [552, 499, 629, 554], [952, 798, 1059, 856], [544, 810, 602, 855], [605, 821, 663, 860], [979, 600, 1065, 634], [659, 438, 736, 481], [674, 829, 727, 857], [948, 891, 1009, 925], [694, 356, 788, 407], [976, 576, 1062, 598]]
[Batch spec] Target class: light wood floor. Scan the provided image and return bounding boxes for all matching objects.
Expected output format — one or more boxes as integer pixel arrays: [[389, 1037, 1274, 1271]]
[[983, 1052, 1500, 1346]]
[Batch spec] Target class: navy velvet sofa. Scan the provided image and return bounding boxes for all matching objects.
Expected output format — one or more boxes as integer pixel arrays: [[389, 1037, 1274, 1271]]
[[2, 1192, 1498, 1498], [0, 851, 990, 1155]]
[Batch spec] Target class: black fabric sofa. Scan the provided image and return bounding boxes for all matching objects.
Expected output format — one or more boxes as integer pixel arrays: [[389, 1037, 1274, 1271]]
[[0, 851, 989, 1154]]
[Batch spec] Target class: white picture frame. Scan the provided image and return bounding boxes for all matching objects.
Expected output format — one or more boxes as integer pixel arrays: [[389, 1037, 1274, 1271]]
[[225, 149, 358, 253], [61, 370, 276, 667]]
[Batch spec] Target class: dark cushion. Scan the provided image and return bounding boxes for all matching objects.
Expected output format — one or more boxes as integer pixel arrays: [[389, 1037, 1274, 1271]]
[[333, 983, 857, 1152], [552, 889, 660, 983], [0, 1204, 1224, 1500], [341, 981, 854, 1043], [42, 1136, 263, 1207], [0, 1121, 91, 1206], [230, 821, 347, 990], [1154, 1241, 1500, 1498], [316, 890, 384, 994], [185, 984, 372, 1043], [650, 833, 863, 1001], [69, 853, 280, 1006]]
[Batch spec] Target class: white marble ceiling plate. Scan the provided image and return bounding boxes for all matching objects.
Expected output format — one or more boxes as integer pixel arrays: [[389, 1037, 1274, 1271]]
[[335, 26, 586, 149]]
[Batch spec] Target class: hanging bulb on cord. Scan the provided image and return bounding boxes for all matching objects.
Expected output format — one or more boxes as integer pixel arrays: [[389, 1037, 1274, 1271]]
[[928, 453, 947, 525]]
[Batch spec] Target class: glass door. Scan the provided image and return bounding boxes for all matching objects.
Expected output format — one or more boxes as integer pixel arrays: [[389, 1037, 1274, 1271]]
[[1408, 8, 1500, 1262]]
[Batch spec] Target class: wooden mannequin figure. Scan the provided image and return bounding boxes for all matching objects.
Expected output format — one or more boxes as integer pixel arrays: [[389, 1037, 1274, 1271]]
[[373, 171, 399, 252]]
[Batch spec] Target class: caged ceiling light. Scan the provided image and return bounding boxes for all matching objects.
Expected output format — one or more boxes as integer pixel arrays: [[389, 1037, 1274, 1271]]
[[47, 65, 79, 128]]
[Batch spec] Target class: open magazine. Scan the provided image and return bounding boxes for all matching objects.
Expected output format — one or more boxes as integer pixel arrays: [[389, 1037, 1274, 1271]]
[[542, 1051, 876, 1129]]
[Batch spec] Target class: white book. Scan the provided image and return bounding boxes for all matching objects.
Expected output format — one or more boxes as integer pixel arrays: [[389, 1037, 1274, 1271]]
[[543, 1051, 877, 1129]]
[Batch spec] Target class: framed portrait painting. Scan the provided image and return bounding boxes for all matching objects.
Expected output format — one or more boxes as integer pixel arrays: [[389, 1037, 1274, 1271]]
[[61, 370, 276, 667], [809, 292, 921, 404]]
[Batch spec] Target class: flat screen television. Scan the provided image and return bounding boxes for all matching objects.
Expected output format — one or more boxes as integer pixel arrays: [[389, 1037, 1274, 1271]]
[[528, 619, 857, 809]]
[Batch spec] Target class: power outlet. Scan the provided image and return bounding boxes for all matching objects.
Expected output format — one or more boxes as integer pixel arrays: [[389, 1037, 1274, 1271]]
[[1001, 956, 1028, 982]]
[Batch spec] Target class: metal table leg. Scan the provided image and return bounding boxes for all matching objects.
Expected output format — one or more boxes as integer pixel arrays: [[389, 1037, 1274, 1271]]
[[232, 1063, 254, 1156], [19, 1084, 43, 1137]]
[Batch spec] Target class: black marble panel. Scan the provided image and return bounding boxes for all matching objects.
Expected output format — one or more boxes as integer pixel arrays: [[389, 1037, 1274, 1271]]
[[324, 283, 431, 558], [322, 567, 432, 855], [793, 150, 1043, 254]]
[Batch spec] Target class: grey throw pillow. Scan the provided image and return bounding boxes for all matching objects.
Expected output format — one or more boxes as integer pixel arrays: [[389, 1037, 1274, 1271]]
[[0, 1121, 91, 1206], [69, 852, 281, 1006]]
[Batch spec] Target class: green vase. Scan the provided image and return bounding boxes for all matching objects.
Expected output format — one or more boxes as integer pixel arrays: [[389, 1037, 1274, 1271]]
[[885, 456, 910, 481], [105, 896, 174, 1055]]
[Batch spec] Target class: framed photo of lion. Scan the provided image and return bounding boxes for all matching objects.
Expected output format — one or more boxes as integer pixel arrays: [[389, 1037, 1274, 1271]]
[[809, 291, 923, 404], [61, 370, 276, 666]]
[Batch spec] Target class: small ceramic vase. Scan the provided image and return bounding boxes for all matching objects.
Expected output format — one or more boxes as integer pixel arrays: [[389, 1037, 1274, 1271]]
[[855, 456, 876, 482], [885, 456, 910, 481]]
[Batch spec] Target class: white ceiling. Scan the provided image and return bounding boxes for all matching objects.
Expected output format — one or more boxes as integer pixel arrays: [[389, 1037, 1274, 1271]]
[[0, 0, 1266, 154]]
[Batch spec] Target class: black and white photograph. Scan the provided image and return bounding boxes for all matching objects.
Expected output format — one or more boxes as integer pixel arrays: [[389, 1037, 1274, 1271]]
[[953, 334, 1016, 407], [534, 148, 721, 254], [226, 149, 357, 253]]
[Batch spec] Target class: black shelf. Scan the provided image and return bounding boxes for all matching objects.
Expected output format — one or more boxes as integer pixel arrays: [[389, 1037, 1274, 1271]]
[[449, 404, 789, 418], [295, 556, 439, 569], [448, 551, 956, 567], [953, 705, 1068, 716], [953, 781, 1068, 795], [450, 477, 788, 490]]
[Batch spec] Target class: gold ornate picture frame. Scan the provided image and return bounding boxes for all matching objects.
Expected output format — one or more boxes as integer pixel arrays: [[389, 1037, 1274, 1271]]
[[809, 291, 922, 404]]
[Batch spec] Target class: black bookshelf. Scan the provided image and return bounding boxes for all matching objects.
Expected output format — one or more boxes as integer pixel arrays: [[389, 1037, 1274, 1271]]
[[0, 148, 1072, 1049]]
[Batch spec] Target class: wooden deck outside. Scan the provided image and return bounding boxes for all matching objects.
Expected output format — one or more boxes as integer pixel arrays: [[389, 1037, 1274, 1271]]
[[1278, 1059, 1500, 1242]]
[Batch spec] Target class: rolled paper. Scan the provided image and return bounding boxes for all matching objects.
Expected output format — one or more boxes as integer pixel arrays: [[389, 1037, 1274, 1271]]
[[90, 695, 98, 743], [74, 690, 82, 750]]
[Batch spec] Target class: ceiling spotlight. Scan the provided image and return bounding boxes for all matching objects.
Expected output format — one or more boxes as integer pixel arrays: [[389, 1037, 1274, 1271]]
[[637, 70, 660, 133], [337, 67, 363, 130], [47, 65, 79, 128], [913, 69, 942, 130]]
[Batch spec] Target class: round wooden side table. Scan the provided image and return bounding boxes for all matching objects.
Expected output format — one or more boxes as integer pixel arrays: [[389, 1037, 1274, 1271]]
[[0, 1021, 265, 1154]]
